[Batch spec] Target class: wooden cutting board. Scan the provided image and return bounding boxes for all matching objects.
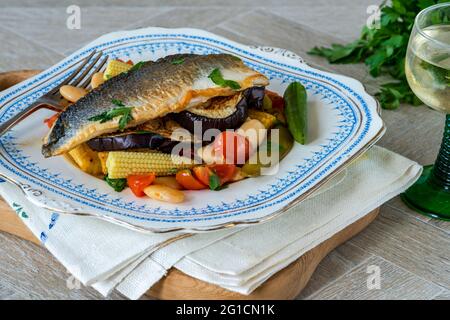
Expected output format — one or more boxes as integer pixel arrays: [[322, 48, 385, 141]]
[[0, 70, 379, 300]]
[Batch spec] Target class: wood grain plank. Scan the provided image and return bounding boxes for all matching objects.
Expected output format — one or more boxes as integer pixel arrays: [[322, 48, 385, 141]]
[[0, 232, 125, 299], [211, 26, 260, 47], [427, 218, 450, 234], [296, 242, 373, 299], [377, 105, 444, 165], [348, 205, 450, 289], [0, 0, 307, 7], [308, 255, 443, 300], [433, 290, 450, 300], [268, 0, 383, 41], [0, 199, 39, 245], [0, 7, 170, 55], [386, 197, 450, 234], [127, 7, 251, 31], [0, 70, 40, 92], [0, 27, 63, 72]]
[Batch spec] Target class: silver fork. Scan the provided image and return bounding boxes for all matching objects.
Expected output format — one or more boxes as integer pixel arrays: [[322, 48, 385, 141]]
[[0, 50, 108, 136]]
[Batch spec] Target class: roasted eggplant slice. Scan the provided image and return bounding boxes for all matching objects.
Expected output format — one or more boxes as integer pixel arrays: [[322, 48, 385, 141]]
[[245, 86, 265, 109], [87, 117, 199, 155], [171, 87, 265, 136], [88, 131, 166, 151], [87, 132, 197, 157]]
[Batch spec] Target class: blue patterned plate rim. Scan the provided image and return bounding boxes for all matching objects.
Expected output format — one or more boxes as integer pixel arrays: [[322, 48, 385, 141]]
[[0, 27, 385, 233]]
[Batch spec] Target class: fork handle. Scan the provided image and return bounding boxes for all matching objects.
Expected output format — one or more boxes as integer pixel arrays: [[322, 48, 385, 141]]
[[0, 102, 54, 136]]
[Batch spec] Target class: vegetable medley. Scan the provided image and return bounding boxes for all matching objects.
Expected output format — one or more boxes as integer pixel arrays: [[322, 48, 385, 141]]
[[44, 57, 308, 204]]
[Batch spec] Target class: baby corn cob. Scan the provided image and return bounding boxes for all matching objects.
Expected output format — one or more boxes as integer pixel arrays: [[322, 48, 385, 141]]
[[97, 152, 109, 175], [248, 109, 277, 129], [106, 151, 194, 179], [103, 60, 133, 80], [68, 144, 103, 176]]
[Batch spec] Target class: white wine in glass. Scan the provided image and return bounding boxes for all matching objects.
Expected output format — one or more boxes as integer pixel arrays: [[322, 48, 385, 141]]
[[405, 24, 450, 113], [401, 3, 450, 220]]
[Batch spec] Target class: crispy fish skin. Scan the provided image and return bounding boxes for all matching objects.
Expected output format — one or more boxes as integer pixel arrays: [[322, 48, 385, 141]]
[[42, 53, 269, 157]]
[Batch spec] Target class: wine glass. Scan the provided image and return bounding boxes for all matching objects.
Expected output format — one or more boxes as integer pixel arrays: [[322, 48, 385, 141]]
[[401, 3, 450, 220]]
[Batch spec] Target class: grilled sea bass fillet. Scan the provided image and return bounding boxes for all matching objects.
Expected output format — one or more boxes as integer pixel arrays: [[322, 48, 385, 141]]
[[42, 54, 269, 157]]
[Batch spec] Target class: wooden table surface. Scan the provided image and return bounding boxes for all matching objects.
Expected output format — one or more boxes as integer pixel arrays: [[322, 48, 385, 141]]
[[0, 0, 448, 300]]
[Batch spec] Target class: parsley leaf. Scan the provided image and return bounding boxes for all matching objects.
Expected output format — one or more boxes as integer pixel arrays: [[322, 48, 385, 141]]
[[89, 99, 134, 130], [376, 81, 422, 110], [208, 68, 241, 90], [209, 173, 221, 190], [118, 108, 133, 130], [104, 175, 127, 192], [214, 183, 229, 191], [128, 61, 145, 72], [134, 130, 154, 134], [308, 0, 446, 109], [112, 99, 125, 107], [171, 57, 185, 65]]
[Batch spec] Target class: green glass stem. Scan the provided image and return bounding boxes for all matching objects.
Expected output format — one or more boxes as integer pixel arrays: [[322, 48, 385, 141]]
[[401, 114, 450, 221], [430, 114, 450, 190]]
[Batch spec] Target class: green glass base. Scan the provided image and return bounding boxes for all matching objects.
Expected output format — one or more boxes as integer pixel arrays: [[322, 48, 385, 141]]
[[401, 165, 450, 221]]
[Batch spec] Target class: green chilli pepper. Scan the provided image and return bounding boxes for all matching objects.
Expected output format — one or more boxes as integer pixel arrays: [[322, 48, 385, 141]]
[[283, 82, 307, 144]]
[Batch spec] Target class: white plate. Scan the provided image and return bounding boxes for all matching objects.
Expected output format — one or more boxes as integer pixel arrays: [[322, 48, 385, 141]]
[[0, 27, 385, 233]]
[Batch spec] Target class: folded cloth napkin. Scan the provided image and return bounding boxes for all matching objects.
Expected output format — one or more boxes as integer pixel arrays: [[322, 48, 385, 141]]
[[0, 146, 421, 299]]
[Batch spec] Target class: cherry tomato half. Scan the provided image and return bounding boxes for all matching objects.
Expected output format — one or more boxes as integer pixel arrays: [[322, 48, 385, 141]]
[[212, 131, 250, 165], [265, 90, 285, 111], [116, 58, 134, 65], [44, 113, 59, 128], [192, 166, 213, 187], [209, 164, 236, 185], [175, 169, 207, 190], [193, 164, 236, 188], [127, 174, 156, 197]]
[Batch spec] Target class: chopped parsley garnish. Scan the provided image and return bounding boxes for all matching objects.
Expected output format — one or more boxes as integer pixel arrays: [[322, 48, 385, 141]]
[[171, 57, 185, 65], [128, 61, 145, 72], [104, 175, 127, 192], [209, 173, 221, 191], [88, 99, 133, 130], [208, 68, 241, 90], [111, 99, 125, 107]]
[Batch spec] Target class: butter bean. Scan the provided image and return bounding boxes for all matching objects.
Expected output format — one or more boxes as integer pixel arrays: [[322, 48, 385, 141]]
[[91, 72, 105, 89], [154, 176, 183, 190], [60, 85, 87, 103], [237, 119, 267, 149], [144, 185, 185, 203]]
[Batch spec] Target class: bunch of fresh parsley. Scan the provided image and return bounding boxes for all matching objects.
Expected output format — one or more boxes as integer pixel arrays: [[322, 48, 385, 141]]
[[309, 0, 449, 109]]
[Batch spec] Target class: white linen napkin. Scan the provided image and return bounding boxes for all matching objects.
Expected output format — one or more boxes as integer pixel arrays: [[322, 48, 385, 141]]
[[0, 146, 421, 299], [113, 146, 422, 298]]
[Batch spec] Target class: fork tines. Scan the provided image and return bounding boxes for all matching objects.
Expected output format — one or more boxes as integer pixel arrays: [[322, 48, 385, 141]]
[[49, 50, 108, 96]]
